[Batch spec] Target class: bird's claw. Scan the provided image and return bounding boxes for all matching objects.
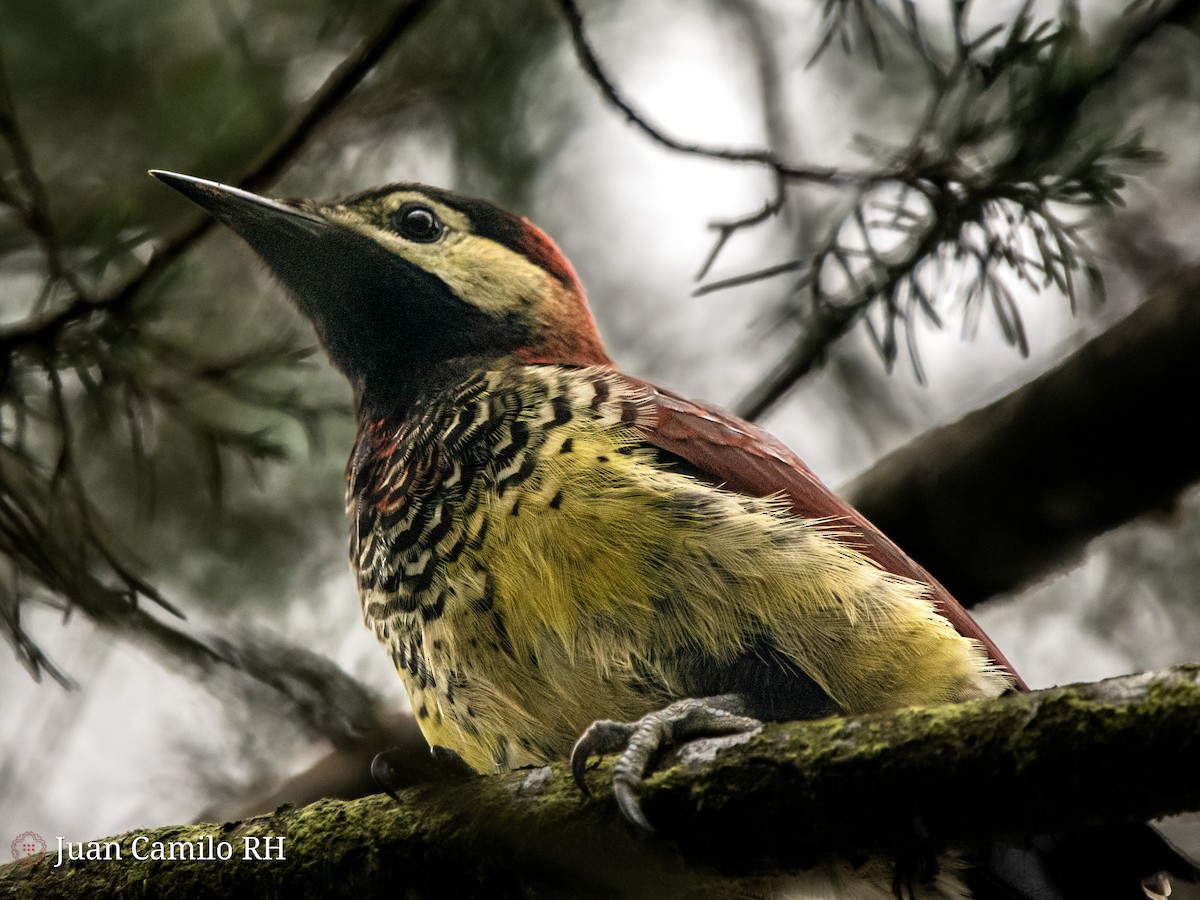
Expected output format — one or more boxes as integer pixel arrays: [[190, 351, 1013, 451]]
[[612, 774, 654, 833], [372, 743, 474, 803], [571, 719, 637, 795], [570, 696, 761, 833], [371, 747, 407, 803]]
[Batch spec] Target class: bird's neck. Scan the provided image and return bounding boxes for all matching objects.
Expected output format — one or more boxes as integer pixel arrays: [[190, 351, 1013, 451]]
[[351, 353, 497, 424], [511, 279, 614, 369]]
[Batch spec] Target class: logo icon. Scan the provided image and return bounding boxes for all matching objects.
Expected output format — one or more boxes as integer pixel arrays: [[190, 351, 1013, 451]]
[[11, 831, 47, 862]]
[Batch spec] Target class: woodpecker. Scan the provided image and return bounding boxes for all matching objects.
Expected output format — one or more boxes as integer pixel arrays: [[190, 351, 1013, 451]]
[[153, 170, 1191, 899]]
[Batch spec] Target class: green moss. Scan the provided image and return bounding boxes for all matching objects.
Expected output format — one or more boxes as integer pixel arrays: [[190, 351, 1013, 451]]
[[5, 668, 1200, 896]]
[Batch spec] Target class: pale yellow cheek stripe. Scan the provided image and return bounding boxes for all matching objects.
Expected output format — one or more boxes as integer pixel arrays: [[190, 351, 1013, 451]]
[[326, 203, 550, 318]]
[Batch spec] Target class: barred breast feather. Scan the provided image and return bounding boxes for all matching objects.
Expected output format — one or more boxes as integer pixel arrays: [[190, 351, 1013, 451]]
[[347, 364, 1010, 773]]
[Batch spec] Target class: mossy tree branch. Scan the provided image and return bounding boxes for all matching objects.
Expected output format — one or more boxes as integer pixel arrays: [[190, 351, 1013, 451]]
[[5, 666, 1199, 899]]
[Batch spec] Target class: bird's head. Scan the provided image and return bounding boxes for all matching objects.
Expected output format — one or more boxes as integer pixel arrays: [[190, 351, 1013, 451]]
[[151, 171, 612, 412]]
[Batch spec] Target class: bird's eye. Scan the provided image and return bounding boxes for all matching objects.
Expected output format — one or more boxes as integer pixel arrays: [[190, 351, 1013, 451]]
[[392, 204, 443, 243]]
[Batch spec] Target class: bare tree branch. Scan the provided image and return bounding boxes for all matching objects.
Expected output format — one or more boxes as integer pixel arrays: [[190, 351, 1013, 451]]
[[735, 299, 861, 421], [556, 0, 888, 187], [106, 607, 383, 750], [560, 0, 1199, 421], [694, 0, 805, 280], [197, 711, 425, 822], [740, 0, 1200, 418]]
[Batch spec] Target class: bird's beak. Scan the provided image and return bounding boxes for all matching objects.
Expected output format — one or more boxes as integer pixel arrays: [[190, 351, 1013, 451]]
[[150, 170, 330, 238], [149, 169, 362, 332], [149, 169, 422, 388]]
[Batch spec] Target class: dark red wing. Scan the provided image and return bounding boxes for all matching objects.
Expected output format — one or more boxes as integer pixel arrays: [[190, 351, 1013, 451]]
[[620, 373, 1027, 691]]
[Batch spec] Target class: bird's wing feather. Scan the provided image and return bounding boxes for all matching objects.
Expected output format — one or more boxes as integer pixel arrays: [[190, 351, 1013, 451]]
[[619, 373, 1027, 691]]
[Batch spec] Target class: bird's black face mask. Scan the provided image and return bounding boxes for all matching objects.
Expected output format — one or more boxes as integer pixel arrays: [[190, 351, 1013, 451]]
[[151, 171, 525, 412]]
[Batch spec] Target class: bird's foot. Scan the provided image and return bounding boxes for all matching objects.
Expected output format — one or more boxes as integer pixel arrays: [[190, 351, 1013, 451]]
[[570, 694, 761, 832], [372, 743, 474, 802]]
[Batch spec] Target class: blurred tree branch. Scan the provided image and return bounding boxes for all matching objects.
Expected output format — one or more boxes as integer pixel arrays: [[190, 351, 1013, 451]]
[[728, 0, 1193, 419], [0, 0, 437, 360], [4, 665, 1199, 898], [0, 55, 90, 303], [557, 0, 879, 187], [695, 0, 798, 283], [0, 0, 436, 718], [846, 262, 1200, 608], [560, 0, 1198, 419], [198, 710, 424, 821]]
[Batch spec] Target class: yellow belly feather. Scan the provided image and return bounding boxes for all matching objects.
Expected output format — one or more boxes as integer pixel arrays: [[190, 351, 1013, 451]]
[[371, 370, 1010, 773]]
